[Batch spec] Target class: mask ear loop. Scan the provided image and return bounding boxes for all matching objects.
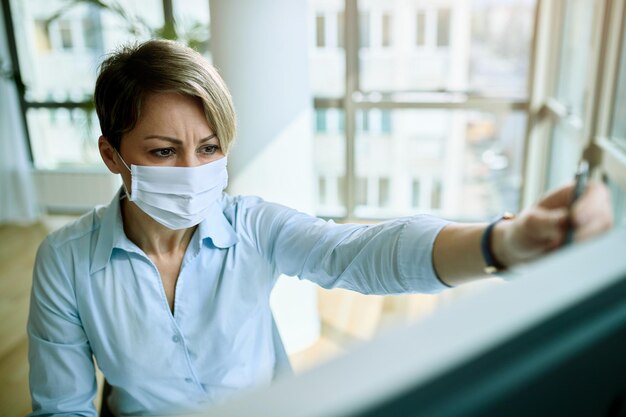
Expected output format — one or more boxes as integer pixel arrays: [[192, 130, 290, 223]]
[[113, 148, 133, 201]]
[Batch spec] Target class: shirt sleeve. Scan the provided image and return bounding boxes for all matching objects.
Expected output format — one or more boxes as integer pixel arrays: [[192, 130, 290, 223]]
[[241, 198, 452, 294], [27, 237, 98, 417]]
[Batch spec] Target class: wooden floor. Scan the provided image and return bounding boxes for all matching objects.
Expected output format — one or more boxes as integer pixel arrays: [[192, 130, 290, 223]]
[[0, 221, 48, 417], [0, 217, 501, 417]]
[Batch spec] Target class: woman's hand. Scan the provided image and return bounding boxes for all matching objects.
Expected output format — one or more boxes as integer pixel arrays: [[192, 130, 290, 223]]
[[492, 180, 614, 268]]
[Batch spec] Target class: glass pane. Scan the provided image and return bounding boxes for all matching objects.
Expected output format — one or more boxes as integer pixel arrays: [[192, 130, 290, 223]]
[[172, 0, 210, 58], [354, 109, 526, 220], [309, 0, 345, 97], [28, 108, 101, 169], [546, 121, 583, 190], [314, 108, 347, 217], [611, 13, 626, 151], [436, 9, 451, 47], [10, 0, 210, 168], [10, 0, 165, 102], [555, 0, 596, 118], [608, 179, 626, 228], [358, 0, 536, 96]]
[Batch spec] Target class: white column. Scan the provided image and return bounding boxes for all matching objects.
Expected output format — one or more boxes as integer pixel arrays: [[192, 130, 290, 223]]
[[210, 0, 320, 353]]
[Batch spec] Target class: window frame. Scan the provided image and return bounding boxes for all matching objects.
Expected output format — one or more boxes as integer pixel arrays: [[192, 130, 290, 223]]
[[523, 0, 626, 210], [594, 0, 626, 191]]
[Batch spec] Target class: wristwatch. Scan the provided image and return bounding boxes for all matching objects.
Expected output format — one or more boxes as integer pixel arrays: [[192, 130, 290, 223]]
[[481, 212, 516, 274]]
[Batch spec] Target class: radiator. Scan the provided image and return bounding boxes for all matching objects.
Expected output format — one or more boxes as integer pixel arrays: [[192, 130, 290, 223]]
[[33, 169, 121, 214]]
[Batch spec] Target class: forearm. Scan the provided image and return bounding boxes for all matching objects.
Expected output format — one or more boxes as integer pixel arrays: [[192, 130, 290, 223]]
[[432, 223, 491, 287]]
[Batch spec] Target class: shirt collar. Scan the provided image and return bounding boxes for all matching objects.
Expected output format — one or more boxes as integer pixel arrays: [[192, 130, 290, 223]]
[[196, 195, 239, 250], [91, 189, 134, 274], [90, 190, 238, 274]]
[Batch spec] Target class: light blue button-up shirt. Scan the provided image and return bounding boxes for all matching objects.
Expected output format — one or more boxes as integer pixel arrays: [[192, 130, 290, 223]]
[[27, 191, 450, 416]]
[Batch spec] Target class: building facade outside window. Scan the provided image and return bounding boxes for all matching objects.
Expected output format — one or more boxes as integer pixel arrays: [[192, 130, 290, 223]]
[[311, 0, 535, 220]]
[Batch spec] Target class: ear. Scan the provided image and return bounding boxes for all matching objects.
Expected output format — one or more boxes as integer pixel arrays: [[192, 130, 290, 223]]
[[98, 136, 122, 174]]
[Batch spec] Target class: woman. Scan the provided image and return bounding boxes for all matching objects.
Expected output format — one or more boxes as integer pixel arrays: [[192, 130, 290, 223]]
[[27, 39, 613, 416]]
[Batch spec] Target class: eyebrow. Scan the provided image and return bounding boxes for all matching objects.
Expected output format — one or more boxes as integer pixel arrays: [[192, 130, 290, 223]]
[[143, 134, 218, 144]]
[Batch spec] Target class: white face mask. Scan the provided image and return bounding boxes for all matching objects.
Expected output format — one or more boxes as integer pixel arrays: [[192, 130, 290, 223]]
[[116, 151, 228, 230]]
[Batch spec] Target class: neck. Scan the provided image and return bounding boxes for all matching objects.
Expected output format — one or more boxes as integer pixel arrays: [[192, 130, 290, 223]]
[[120, 198, 197, 256]]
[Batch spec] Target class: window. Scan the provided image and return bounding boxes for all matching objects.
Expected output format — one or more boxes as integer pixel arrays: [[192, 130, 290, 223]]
[[316, 109, 328, 133], [542, 0, 596, 190], [359, 12, 370, 48], [355, 109, 524, 219], [34, 20, 51, 51], [310, 0, 536, 220], [7, 0, 210, 169], [522, 0, 626, 223], [58, 20, 73, 50], [546, 122, 583, 190], [382, 13, 392, 47], [318, 177, 327, 205], [359, 1, 535, 94], [310, 5, 345, 96], [381, 110, 391, 134], [356, 177, 368, 206], [416, 11, 426, 46], [378, 177, 390, 207], [82, 15, 100, 50], [338, 176, 347, 208], [431, 178, 442, 210], [436, 9, 451, 47], [338, 110, 345, 133], [316, 14, 326, 47], [314, 107, 346, 216], [556, 0, 595, 120], [411, 179, 421, 208]]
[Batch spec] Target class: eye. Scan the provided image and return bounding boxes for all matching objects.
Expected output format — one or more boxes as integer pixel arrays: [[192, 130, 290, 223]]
[[200, 145, 219, 155], [152, 148, 175, 158]]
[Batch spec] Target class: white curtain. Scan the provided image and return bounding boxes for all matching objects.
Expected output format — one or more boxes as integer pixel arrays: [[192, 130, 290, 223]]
[[0, 5, 40, 224]]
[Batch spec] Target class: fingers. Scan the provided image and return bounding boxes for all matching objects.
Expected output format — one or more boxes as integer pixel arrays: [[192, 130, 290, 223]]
[[524, 207, 570, 242], [537, 181, 576, 210], [571, 181, 614, 242], [507, 181, 613, 264]]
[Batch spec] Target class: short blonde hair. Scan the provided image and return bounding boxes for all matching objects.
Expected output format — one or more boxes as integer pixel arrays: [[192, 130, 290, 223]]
[[95, 39, 237, 154]]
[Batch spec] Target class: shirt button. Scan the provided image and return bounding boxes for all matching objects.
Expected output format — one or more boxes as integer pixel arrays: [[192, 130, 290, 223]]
[[185, 378, 193, 383], [172, 335, 181, 343]]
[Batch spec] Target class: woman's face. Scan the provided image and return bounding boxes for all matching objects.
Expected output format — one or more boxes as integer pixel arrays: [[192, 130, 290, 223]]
[[101, 92, 224, 185]]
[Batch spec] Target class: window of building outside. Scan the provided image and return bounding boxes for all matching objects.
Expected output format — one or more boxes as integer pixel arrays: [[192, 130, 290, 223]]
[[382, 13, 392, 47], [311, 0, 536, 220], [436, 8, 451, 47], [316, 14, 326, 47], [8, 0, 210, 170], [411, 179, 421, 208], [416, 11, 426, 47]]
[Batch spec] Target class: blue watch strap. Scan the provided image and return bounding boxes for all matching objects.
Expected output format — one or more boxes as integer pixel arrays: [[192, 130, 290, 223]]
[[481, 213, 515, 274]]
